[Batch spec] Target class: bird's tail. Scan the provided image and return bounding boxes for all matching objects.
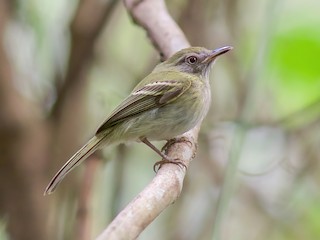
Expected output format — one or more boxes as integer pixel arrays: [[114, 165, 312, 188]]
[[44, 136, 104, 195]]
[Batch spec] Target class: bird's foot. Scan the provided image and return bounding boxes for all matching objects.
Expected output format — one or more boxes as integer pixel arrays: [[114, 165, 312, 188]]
[[153, 157, 187, 172]]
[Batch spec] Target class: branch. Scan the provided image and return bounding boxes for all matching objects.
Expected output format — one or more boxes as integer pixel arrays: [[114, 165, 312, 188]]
[[97, 133, 198, 240], [51, 0, 118, 119], [124, 0, 189, 59], [47, 1, 118, 238], [48, 0, 118, 186], [0, 1, 49, 239], [75, 153, 102, 240], [96, 0, 201, 239]]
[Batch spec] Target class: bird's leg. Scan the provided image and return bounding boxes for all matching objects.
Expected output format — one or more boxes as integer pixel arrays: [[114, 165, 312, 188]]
[[140, 137, 169, 160], [140, 137, 187, 172]]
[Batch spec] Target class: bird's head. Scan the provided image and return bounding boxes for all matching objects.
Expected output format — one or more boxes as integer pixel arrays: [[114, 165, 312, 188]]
[[155, 46, 232, 78]]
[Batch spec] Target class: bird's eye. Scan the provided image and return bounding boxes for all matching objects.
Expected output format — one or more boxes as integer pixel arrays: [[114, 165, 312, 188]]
[[186, 56, 198, 65]]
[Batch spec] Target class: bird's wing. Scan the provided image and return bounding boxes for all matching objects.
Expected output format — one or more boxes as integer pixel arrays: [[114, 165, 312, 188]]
[[96, 80, 191, 134]]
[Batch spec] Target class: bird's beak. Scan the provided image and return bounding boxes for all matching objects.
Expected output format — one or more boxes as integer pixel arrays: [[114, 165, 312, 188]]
[[204, 46, 233, 63]]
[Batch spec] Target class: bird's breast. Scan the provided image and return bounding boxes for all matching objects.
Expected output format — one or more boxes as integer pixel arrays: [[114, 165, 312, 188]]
[[146, 80, 211, 140]]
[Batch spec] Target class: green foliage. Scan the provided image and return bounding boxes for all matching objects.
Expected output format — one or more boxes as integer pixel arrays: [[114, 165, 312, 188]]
[[268, 25, 320, 116]]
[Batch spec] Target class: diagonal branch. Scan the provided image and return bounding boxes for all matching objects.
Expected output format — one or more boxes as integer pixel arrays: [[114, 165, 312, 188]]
[[97, 133, 198, 240], [96, 0, 201, 239], [124, 0, 189, 60]]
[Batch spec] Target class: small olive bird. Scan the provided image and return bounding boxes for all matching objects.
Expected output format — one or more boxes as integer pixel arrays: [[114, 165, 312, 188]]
[[44, 46, 232, 195]]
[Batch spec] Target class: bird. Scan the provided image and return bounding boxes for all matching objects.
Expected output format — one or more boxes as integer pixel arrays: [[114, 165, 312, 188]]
[[44, 46, 232, 195]]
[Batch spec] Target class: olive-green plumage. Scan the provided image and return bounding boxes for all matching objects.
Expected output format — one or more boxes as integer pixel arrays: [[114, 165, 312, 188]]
[[45, 46, 232, 195]]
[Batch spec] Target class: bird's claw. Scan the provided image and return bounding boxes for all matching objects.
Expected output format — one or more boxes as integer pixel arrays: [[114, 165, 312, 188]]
[[154, 137, 191, 172], [153, 158, 187, 172], [161, 137, 193, 153]]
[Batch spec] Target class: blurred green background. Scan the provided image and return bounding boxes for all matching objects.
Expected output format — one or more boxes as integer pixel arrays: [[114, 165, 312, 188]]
[[0, 0, 319, 239]]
